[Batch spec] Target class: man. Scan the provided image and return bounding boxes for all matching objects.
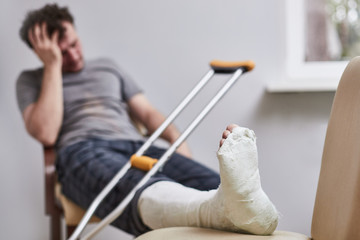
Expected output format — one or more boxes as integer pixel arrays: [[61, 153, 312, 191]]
[[17, 4, 278, 237]]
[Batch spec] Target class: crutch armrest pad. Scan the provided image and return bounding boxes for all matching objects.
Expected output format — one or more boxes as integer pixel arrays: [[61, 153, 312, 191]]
[[210, 60, 255, 73], [130, 154, 158, 171]]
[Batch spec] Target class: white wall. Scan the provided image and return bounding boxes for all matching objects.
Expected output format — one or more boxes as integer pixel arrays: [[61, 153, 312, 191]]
[[0, 0, 335, 239]]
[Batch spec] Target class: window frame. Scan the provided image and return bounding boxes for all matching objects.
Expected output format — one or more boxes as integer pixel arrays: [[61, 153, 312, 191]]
[[268, 0, 349, 92]]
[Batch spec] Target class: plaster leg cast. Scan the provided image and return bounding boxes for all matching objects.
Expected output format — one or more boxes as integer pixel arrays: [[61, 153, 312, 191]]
[[138, 125, 279, 235]]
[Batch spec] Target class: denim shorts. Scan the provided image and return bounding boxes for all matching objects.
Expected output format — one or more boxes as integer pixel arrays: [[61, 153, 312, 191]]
[[56, 138, 220, 236]]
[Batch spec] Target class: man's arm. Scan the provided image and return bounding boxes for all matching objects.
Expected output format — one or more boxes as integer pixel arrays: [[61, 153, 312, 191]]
[[23, 23, 63, 146], [127, 93, 192, 158]]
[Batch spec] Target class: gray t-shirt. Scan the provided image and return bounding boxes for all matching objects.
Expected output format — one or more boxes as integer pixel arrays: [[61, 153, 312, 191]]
[[16, 58, 145, 150]]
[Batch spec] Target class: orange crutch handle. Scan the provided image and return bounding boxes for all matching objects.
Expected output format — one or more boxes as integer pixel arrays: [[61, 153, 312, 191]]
[[130, 154, 158, 172], [210, 60, 255, 73]]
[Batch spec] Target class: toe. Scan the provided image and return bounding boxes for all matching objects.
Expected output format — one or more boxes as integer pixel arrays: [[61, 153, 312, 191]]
[[219, 138, 226, 148], [226, 124, 239, 132], [222, 130, 231, 139]]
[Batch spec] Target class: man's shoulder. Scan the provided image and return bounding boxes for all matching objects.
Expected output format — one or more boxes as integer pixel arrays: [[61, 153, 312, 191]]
[[17, 67, 43, 84], [87, 57, 118, 68]]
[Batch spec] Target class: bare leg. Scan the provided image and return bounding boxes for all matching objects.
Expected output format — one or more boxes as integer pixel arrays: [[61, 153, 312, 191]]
[[138, 124, 278, 235]]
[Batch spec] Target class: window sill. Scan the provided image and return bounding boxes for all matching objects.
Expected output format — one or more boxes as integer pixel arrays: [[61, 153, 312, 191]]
[[266, 79, 338, 93]]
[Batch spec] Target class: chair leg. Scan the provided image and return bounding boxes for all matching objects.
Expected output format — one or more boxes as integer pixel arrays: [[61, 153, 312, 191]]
[[66, 225, 77, 238], [50, 211, 62, 240]]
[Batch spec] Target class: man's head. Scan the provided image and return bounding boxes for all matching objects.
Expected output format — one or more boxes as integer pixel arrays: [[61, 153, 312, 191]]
[[20, 4, 84, 72]]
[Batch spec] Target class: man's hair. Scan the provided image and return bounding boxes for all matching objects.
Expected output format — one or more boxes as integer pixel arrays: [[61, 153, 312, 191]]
[[19, 4, 74, 48]]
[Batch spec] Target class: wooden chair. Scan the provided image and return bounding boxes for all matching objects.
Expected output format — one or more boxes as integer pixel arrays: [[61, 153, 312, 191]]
[[44, 146, 62, 240], [44, 146, 100, 240], [45, 57, 360, 240]]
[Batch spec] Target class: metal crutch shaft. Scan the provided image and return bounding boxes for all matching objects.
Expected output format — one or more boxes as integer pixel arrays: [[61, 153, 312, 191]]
[[82, 68, 246, 240], [68, 70, 215, 240]]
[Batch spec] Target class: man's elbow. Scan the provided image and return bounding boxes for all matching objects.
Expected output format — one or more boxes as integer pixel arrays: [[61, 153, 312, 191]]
[[29, 128, 58, 147], [39, 135, 57, 147]]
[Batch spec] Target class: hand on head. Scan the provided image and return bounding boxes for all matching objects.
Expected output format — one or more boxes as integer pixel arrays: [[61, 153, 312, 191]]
[[28, 22, 62, 68]]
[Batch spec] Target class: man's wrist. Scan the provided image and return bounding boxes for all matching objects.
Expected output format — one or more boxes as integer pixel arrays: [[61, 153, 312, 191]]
[[44, 61, 62, 72]]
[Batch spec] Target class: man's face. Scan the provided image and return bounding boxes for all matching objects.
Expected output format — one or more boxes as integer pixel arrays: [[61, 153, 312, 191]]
[[58, 22, 84, 72]]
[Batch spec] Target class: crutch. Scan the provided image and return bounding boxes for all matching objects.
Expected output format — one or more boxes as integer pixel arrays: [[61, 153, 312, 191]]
[[68, 60, 255, 240]]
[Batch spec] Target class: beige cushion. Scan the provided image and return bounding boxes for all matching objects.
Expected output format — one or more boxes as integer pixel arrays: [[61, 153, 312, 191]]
[[135, 227, 310, 240]]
